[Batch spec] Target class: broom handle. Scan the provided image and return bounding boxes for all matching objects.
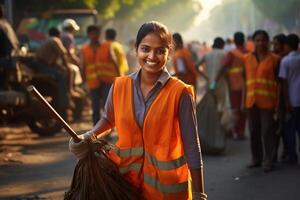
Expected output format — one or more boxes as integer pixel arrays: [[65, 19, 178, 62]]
[[27, 85, 81, 142]]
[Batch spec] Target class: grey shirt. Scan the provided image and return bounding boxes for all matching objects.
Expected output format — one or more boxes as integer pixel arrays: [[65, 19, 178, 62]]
[[102, 68, 202, 169]]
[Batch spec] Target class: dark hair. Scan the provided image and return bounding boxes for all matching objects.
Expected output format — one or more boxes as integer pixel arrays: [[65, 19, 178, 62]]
[[252, 30, 269, 42], [173, 33, 183, 49], [135, 21, 172, 50], [48, 27, 60, 37], [87, 25, 100, 34], [105, 28, 116, 40], [212, 37, 225, 49], [273, 34, 286, 45], [285, 34, 300, 50], [234, 32, 245, 45]]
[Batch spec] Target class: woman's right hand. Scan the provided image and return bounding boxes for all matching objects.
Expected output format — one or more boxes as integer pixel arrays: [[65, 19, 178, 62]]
[[69, 130, 94, 159]]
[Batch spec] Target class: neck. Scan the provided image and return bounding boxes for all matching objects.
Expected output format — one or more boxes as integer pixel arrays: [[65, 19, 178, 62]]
[[140, 69, 163, 87], [90, 41, 100, 46], [256, 49, 268, 57]]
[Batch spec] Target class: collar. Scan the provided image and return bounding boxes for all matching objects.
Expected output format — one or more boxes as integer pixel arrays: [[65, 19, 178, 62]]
[[130, 67, 171, 87]]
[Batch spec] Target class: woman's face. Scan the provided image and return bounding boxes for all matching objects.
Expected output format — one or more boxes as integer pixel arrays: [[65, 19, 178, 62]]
[[254, 33, 269, 52], [136, 33, 169, 74]]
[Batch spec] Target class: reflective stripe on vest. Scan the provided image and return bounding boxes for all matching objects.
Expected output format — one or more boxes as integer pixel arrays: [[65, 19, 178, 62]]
[[228, 66, 243, 74], [114, 147, 187, 172], [119, 163, 143, 174], [247, 90, 276, 98], [246, 79, 277, 86], [144, 173, 188, 193], [114, 147, 144, 157], [145, 152, 187, 170]]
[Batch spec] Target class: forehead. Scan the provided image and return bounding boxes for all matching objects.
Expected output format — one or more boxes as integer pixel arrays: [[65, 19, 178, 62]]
[[139, 33, 167, 48], [254, 34, 268, 41]]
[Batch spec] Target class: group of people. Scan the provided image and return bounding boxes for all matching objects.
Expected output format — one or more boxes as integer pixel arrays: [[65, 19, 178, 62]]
[[33, 19, 129, 123], [38, 19, 300, 198], [182, 30, 300, 173], [2, 3, 300, 198]]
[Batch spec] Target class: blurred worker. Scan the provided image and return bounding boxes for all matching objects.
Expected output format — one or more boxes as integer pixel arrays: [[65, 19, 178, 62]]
[[245, 30, 280, 173], [279, 34, 300, 165], [221, 32, 248, 140], [35, 27, 70, 119], [61, 18, 80, 65], [81, 25, 103, 125], [104, 28, 129, 76], [172, 32, 198, 88], [272, 34, 288, 162], [196, 37, 228, 154]]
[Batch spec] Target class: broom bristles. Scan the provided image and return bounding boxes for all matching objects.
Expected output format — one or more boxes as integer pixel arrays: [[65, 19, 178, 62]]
[[64, 140, 140, 200]]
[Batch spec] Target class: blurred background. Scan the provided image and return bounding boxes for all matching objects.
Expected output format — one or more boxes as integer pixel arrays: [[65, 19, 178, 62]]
[[2, 0, 300, 50]]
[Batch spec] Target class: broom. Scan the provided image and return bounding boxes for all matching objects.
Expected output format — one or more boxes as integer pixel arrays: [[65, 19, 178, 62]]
[[27, 86, 139, 200]]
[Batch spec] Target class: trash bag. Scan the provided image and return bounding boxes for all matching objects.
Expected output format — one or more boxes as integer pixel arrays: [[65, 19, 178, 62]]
[[64, 139, 139, 200], [196, 91, 226, 154]]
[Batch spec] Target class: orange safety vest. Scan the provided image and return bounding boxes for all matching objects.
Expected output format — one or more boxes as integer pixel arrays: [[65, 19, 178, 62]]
[[245, 52, 279, 109], [227, 48, 247, 91], [108, 76, 194, 200], [81, 42, 119, 89], [173, 48, 197, 86]]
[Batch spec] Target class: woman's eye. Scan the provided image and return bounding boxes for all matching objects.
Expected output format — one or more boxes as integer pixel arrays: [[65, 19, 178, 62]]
[[140, 46, 149, 52], [157, 48, 167, 55]]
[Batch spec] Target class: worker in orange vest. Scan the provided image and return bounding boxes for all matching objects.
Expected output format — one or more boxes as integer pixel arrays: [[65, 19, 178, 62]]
[[172, 33, 199, 88], [70, 21, 207, 200], [81, 25, 119, 125], [221, 32, 248, 140], [244, 30, 280, 173]]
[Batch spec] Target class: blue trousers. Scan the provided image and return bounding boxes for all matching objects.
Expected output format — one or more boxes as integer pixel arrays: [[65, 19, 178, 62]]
[[89, 83, 112, 125], [285, 107, 300, 162]]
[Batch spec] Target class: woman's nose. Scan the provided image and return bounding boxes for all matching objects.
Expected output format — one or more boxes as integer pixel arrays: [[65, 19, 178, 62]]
[[148, 51, 156, 59]]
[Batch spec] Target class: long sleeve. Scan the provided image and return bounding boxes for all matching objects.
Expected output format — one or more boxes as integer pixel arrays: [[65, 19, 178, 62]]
[[178, 90, 203, 169]]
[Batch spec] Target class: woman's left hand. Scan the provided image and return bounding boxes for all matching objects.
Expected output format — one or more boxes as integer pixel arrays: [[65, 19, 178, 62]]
[[192, 192, 207, 200]]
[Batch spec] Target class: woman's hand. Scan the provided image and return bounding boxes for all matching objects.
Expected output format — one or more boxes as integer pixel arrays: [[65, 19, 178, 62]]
[[192, 192, 207, 200], [69, 130, 94, 159]]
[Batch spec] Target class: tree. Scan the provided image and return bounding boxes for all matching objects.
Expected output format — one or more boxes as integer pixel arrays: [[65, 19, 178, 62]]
[[113, 0, 201, 41], [252, 0, 300, 30]]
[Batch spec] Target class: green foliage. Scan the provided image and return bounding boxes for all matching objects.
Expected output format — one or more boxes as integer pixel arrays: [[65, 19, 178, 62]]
[[252, 0, 300, 29]]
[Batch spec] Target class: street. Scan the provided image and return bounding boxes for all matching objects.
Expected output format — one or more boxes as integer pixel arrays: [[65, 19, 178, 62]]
[[1, 116, 300, 200]]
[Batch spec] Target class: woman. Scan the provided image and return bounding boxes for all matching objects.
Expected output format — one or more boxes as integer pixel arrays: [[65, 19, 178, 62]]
[[69, 21, 207, 200], [244, 30, 280, 173]]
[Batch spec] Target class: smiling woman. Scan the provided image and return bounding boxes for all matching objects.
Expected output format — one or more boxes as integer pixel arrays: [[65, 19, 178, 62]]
[[69, 21, 207, 200]]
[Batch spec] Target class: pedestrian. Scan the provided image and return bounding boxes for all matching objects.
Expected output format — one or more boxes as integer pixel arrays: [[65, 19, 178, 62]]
[[272, 33, 289, 162], [245, 30, 280, 172], [278, 34, 300, 165], [80, 25, 103, 125], [197, 37, 228, 110], [221, 32, 248, 140], [172, 32, 199, 88], [60, 18, 83, 98], [196, 37, 228, 153], [70, 21, 207, 200], [35, 27, 70, 119], [61, 18, 80, 65]]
